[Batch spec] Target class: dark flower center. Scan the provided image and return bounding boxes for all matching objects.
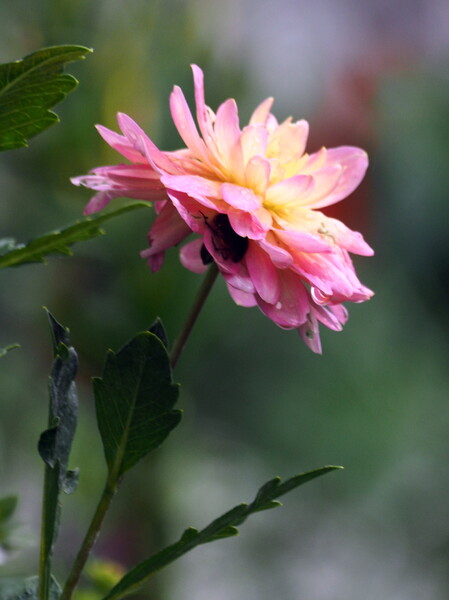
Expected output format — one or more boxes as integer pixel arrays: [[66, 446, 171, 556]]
[[200, 214, 248, 265]]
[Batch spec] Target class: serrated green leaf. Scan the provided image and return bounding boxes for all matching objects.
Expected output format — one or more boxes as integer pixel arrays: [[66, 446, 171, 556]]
[[0, 575, 61, 599], [0, 45, 92, 151], [0, 343, 20, 358], [38, 312, 79, 599], [0, 201, 150, 269], [100, 466, 342, 600], [94, 331, 181, 479]]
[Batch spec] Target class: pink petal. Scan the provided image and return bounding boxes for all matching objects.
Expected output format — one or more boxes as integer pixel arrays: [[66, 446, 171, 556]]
[[259, 233, 293, 268], [170, 85, 212, 165], [298, 313, 322, 354], [191, 65, 219, 155], [83, 191, 115, 215], [304, 146, 368, 209], [225, 282, 257, 307], [223, 267, 256, 293], [179, 238, 208, 274], [249, 97, 274, 125], [96, 124, 146, 164], [166, 190, 214, 234], [268, 119, 309, 161], [240, 125, 268, 166], [245, 242, 281, 304], [162, 174, 223, 210], [274, 228, 331, 253], [140, 201, 191, 272], [214, 98, 244, 178], [316, 214, 374, 256], [298, 165, 343, 208], [228, 207, 271, 240], [258, 270, 309, 328], [117, 113, 181, 175], [222, 183, 262, 211]]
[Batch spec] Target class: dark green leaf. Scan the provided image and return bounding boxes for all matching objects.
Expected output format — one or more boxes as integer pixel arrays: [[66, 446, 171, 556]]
[[148, 318, 169, 350], [0, 201, 150, 269], [38, 312, 79, 593], [0, 45, 92, 151], [94, 331, 181, 479], [100, 466, 342, 600], [0, 343, 20, 358], [0, 575, 61, 599]]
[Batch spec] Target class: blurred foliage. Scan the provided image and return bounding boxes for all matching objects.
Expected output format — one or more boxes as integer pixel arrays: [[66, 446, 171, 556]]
[[0, 1, 448, 600]]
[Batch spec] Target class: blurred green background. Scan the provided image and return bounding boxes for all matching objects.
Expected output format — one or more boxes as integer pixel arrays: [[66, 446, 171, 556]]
[[1, 1, 449, 599]]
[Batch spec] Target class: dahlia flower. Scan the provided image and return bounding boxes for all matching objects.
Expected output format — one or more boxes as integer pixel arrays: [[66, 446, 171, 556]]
[[72, 65, 373, 353]]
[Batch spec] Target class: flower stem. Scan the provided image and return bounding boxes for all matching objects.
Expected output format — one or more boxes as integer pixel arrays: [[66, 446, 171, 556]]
[[38, 464, 52, 600], [60, 476, 118, 600], [170, 263, 219, 369]]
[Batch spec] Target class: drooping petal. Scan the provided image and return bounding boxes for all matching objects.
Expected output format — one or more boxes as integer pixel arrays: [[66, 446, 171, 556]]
[[245, 242, 281, 304], [298, 312, 322, 354], [140, 201, 191, 272], [257, 270, 309, 329], [225, 282, 257, 307], [259, 233, 293, 268], [83, 191, 116, 215], [179, 238, 208, 274]]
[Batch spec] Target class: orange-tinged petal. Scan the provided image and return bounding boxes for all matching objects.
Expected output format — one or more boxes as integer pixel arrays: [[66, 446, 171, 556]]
[[265, 174, 314, 209]]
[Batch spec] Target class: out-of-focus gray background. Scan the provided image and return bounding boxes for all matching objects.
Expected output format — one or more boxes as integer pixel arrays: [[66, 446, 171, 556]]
[[1, 1, 448, 599]]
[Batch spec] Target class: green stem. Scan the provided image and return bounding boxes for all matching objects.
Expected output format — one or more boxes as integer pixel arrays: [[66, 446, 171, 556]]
[[38, 465, 52, 600], [169, 263, 219, 369], [60, 476, 118, 600]]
